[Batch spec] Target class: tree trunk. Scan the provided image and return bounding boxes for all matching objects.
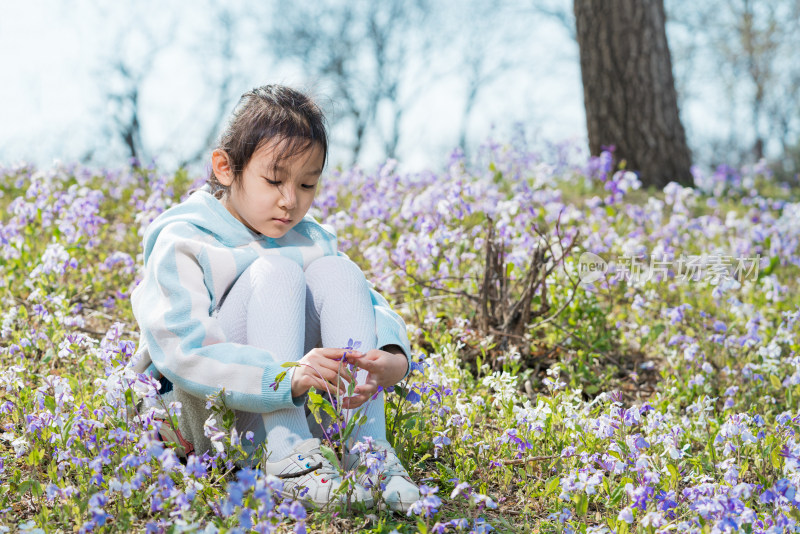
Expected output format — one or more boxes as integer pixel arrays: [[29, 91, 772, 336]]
[[574, 0, 693, 188]]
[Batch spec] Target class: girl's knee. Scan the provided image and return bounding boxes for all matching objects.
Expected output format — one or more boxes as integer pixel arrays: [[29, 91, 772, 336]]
[[305, 255, 368, 293], [247, 255, 305, 293]]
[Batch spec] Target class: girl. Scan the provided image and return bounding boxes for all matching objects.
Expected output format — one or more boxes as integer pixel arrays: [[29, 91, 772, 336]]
[[129, 85, 420, 511]]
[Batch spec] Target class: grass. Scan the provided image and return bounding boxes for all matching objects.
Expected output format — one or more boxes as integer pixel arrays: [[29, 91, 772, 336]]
[[1, 147, 799, 533]]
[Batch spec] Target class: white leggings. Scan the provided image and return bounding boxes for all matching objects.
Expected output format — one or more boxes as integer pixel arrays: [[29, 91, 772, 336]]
[[173, 255, 386, 461]]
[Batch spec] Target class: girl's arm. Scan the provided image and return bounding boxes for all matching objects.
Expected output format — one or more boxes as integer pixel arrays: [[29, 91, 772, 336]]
[[369, 285, 413, 379], [133, 226, 304, 413]]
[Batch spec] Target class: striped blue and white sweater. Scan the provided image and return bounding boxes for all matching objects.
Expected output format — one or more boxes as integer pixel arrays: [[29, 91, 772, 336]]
[[129, 187, 411, 413]]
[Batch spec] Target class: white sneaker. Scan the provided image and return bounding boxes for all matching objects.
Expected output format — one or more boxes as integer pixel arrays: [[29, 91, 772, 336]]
[[263, 438, 373, 509], [346, 439, 420, 512]]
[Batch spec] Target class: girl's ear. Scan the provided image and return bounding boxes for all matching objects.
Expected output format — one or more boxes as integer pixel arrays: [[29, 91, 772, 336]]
[[212, 149, 235, 187]]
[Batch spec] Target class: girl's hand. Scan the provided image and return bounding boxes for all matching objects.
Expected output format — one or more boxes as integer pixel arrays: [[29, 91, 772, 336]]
[[290, 348, 358, 399], [346, 346, 408, 389]]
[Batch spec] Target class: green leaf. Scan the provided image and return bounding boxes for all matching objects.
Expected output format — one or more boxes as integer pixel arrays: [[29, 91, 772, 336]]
[[609, 484, 625, 506], [44, 396, 56, 413], [758, 256, 779, 279], [281, 362, 300, 368], [576, 493, 589, 516], [667, 463, 679, 487], [319, 445, 339, 468], [321, 400, 338, 420], [771, 447, 782, 470], [412, 453, 431, 467], [309, 389, 338, 421], [273, 371, 287, 386], [770, 375, 783, 390], [343, 415, 358, 441], [544, 476, 560, 496], [18, 480, 31, 494], [648, 323, 665, 341], [307, 390, 324, 425], [308, 389, 324, 404], [124, 388, 135, 410], [222, 408, 236, 429]]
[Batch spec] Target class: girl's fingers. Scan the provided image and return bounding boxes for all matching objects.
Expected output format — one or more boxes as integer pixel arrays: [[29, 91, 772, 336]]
[[354, 388, 376, 399], [321, 365, 355, 388], [316, 348, 364, 360], [311, 376, 345, 397], [298, 352, 359, 394], [302, 349, 354, 370], [321, 367, 348, 395], [342, 395, 368, 409], [347, 358, 372, 372], [310, 354, 356, 383], [314, 373, 345, 396]]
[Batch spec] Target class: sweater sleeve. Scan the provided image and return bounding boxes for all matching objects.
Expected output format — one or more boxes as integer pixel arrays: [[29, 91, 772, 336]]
[[132, 225, 300, 413], [370, 287, 414, 380]]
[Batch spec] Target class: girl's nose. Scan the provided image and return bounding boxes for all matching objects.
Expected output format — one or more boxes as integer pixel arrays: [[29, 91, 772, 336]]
[[278, 187, 296, 210]]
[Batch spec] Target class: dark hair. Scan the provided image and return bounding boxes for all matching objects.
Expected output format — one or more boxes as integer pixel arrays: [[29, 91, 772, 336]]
[[207, 85, 328, 196]]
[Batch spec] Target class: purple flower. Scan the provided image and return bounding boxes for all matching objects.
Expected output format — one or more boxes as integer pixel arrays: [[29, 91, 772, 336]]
[[432, 431, 451, 457], [409, 360, 425, 374], [238, 508, 254, 529], [344, 338, 362, 353], [407, 484, 442, 518], [278, 500, 307, 521], [184, 455, 207, 479], [405, 389, 422, 404], [472, 518, 495, 533], [470, 492, 497, 510], [450, 481, 472, 499]]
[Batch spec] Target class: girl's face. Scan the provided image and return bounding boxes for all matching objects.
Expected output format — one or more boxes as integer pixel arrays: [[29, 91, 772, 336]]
[[213, 139, 324, 238]]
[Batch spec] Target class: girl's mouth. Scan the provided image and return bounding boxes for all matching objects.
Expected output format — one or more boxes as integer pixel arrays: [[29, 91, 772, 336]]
[[273, 218, 291, 224]]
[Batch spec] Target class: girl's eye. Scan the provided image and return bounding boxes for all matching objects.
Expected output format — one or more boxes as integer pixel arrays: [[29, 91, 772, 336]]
[[265, 179, 281, 186], [301, 183, 318, 190]]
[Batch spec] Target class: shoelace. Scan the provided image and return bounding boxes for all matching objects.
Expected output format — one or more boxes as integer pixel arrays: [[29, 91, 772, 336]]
[[380, 452, 408, 476], [292, 452, 340, 483]]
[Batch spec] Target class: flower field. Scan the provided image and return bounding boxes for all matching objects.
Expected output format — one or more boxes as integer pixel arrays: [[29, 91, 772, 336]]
[[1, 137, 800, 533]]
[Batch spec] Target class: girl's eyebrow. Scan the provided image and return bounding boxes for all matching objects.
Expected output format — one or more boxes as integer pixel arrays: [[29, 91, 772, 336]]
[[273, 165, 323, 176]]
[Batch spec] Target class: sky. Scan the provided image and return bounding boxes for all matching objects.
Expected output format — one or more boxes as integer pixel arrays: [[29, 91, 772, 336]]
[[0, 0, 776, 176], [0, 0, 588, 173]]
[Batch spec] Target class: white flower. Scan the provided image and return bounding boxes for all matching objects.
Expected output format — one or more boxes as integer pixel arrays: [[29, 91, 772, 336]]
[[481, 371, 518, 406], [12, 435, 30, 457], [203, 417, 226, 452]]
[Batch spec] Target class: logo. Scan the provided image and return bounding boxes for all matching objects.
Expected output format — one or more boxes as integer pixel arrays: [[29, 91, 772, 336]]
[[577, 252, 608, 285]]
